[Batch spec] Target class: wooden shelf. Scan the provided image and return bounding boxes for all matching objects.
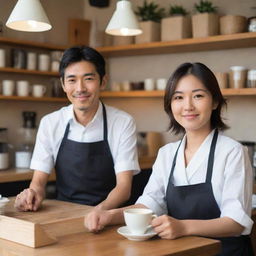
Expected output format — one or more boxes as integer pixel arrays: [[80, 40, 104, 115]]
[[0, 156, 155, 183], [0, 67, 59, 76], [0, 37, 66, 51], [0, 95, 68, 102], [0, 169, 56, 183], [100, 88, 256, 98], [1, 89, 256, 102], [97, 32, 256, 57]]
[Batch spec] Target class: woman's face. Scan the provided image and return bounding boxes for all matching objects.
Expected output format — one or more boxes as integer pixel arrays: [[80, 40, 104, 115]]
[[171, 74, 217, 135]]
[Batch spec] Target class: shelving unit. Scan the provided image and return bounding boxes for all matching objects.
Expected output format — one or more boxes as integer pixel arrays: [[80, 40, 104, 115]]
[[1, 88, 256, 103], [96, 32, 256, 57], [0, 67, 59, 76], [0, 33, 256, 102]]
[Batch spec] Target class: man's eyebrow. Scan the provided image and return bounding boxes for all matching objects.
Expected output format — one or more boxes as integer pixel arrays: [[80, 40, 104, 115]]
[[65, 73, 96, 79]]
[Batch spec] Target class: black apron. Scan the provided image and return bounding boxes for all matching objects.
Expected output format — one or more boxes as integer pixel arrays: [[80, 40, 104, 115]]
[[55, 103, 116, 206], [166, 130, 254, 256]]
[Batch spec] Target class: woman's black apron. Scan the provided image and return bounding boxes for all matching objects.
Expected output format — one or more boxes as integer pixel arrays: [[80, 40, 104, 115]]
[[166, 130, 253, 256], [55, 103, 116, 206]]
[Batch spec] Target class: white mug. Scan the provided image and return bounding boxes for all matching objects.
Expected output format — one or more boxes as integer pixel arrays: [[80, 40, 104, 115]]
[[0, 49, 6, 68], [27, 52, 37, 70], [16, 80, 30, 96], [38, 54, 50, 71], [51, 61, 60, 72], [2, 80, 15, 96], [156, 78, 167, 90], [123, 208, 156, 235], [144, 78, 155, 91], [32, 84, 46, 97]]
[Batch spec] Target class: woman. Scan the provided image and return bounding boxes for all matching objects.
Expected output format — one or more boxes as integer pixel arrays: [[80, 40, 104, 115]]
[[85, 62, 254, 256]]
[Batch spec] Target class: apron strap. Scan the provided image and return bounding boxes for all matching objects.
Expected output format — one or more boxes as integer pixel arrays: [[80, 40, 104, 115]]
[[102, 103, 108, 141], [206, 129, 218, 183], [169, 139, 183, 178]]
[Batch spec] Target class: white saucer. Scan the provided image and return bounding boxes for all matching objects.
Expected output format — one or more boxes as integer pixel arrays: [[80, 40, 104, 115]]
[[117, 226, 157, 241]]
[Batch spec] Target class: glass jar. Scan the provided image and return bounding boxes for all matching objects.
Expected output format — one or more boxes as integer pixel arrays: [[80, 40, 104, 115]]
[[248, 17, 256, 32], [247, 69, 256, 88], [0, 128, 9, 170]]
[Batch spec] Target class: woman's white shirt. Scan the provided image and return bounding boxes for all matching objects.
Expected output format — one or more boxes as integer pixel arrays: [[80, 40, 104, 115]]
[[137, 130, 254, 235], [30, 103, 140, 175]]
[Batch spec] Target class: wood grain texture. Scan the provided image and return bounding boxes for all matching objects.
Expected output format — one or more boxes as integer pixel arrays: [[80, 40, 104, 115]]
[[0, 225, 221, 256], [0, 198, 92, 248]]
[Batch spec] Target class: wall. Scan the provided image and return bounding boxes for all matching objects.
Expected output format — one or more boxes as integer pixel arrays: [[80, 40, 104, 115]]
[[84, 0, 256, 143]]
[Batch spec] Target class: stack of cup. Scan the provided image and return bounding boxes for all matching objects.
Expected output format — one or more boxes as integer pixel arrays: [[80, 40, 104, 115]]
[[144, 78, 155, 91]]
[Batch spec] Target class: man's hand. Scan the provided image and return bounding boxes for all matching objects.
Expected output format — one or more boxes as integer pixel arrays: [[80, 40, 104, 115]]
[[84, 209, 113, 233], [15, 188, 43, 211]]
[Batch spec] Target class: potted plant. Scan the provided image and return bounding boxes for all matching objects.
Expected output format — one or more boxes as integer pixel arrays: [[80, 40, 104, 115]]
[[161, 5, 191, 41], [192, 0, 219, 38], [135, 0, 165, 44]]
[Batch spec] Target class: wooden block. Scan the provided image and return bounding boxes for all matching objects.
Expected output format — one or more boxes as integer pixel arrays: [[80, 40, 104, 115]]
[[68, 19, 91, 46], [0, 199, 92, 248]]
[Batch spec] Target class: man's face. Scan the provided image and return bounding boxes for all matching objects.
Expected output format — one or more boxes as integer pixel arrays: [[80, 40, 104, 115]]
[[62, 60, 106, 114]]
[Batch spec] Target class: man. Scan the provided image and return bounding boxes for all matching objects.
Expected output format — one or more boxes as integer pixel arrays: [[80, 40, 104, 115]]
[[15, 46, 140, 211]]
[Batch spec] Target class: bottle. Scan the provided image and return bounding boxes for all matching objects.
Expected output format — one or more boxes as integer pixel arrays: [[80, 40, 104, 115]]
[[15, 112, 37, 169]]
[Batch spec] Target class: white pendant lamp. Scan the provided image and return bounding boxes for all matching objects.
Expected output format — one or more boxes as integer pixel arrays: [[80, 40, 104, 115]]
[[105, 0, 142, 36], [6, 0, 52, 32]]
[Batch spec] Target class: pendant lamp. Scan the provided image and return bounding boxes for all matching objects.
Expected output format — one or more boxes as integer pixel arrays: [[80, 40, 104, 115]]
[[105, 0, 142, 36], [6, 0, 52, 32]]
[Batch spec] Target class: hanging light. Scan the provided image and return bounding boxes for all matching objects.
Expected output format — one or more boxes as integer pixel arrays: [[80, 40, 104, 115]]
[[6, 0, 52, 32], [105, 0, 142, 36]]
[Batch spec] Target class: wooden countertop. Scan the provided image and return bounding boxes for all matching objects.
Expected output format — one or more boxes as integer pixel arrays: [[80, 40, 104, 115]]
[[0, 208, 221, 256], [0, 229, 220, 256], [0, 156, 156, 183]]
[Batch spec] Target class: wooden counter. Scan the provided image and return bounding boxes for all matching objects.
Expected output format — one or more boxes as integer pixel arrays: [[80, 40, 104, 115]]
[[0, 228, 221, 256], [0, 156, 156, 184], [0, 199, 221, 255]]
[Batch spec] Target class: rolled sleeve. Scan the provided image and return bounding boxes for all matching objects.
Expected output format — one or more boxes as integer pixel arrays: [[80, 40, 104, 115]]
[[220, 145, 254, 235], [136, 149, 168, 216], [112, 114, 140, 175]]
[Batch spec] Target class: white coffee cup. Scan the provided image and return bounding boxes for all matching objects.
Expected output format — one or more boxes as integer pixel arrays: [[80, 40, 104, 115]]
[[121, 80, 131, 91], [32, 84, 46, 97], [144, 78, 155, 91], [27, 52, 37, 70], [0, 49, 6, 68], [16, 80, 30, 96], [38, 54, 50, 71], [156, 78, 167, 90], [2, 80, 15, 96], [123, 208, 156, 235], [51, 60, 60, 72]]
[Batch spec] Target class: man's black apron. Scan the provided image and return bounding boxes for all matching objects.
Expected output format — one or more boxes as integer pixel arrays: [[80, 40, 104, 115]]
[[55, 103, 116, 206], [166, 130, 253, 256]]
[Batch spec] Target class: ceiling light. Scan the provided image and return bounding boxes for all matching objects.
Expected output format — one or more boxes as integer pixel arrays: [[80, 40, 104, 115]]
[[6, 0, 52, 32], [105, 0, 142, 36]]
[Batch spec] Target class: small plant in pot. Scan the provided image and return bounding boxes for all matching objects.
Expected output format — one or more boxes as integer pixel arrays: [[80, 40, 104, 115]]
[[135, 0, 165, 44], [192, 0, 219, 38], [161, 5, 191, 41]]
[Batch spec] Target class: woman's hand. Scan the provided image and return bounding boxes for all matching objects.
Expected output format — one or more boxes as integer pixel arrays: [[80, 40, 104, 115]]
[[84, 209, 113, 233], [152, 215, 187, 239]]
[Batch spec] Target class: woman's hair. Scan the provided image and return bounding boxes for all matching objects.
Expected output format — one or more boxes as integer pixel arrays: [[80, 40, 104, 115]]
[[164, 62, 228, 135], [59, 45, 106, 83]]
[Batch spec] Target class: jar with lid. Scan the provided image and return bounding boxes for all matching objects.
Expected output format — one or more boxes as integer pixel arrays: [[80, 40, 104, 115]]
[[0, 128, 10, 170], [15, 112, 37, 169], [248, 17, 256, 32], [247, 69, 256, 88]]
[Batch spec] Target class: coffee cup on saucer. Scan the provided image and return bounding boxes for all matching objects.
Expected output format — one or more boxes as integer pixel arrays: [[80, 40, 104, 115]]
[[123, 208, 156, 235]]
